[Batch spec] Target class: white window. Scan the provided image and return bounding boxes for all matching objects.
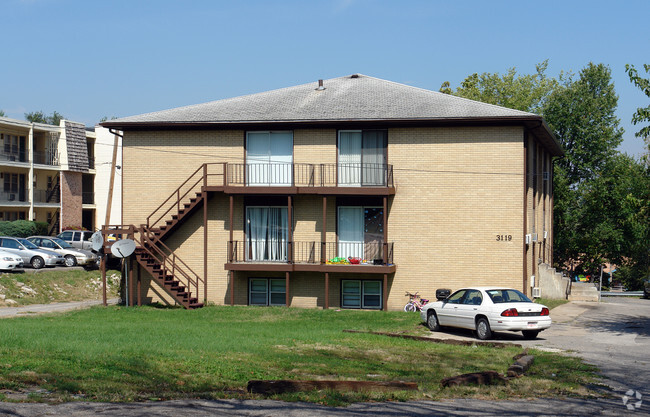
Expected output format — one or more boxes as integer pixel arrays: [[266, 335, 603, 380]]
[[337, 206, 383, 261], [246, 206, 288, 262], [246, 131, 293, 186], [338, 130, 386, 186], [249, 278, 286, 306], [341, 280, 382, 309]]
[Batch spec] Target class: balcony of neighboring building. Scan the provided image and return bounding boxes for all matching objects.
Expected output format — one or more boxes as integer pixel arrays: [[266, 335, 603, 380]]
[[32, 130, 60, 168]]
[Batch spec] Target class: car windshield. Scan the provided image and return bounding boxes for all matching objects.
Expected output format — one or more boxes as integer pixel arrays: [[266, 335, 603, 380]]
[[52, 238, 73, 249], [18, 239, 39, 250], [486, 289, 532, 303]]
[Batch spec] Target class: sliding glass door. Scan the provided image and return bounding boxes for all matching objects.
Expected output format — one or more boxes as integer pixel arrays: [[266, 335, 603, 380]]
[[246, 207, 288, 262], [338, 206, 383, 261], [246, 131, 292, 186], [338, 130, 387, 186]]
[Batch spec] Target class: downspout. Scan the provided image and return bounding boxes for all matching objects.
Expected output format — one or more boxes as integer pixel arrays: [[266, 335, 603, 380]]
[[523, 133, 528, 295]]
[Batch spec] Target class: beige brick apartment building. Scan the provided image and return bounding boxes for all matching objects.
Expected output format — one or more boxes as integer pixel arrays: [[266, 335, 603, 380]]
[[102, 74, 562, 310]]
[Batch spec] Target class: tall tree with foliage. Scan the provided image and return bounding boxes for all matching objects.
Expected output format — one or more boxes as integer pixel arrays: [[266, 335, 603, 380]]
[[445, 62, 648, 285], [25, 110, 65, 126], [625, 64, 650, 149], [440, 60, 559, 114], [544, 64, 625, 274], [0, 110, 5, 117]]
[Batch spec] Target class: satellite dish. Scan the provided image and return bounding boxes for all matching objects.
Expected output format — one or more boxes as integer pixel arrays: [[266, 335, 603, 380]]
[[91, 231, 104, 251], [111, 239, 136, 258]]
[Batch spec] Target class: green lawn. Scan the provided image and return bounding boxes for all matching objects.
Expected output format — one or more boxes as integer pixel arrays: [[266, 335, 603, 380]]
[[0, 306, 598, 405], [535, 298, 569, 311]]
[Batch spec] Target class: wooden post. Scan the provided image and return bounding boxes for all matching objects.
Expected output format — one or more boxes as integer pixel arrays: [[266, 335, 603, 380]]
[[285, 272, 290, 307], [383, 196, 388, 265], [203, 191, 208, 303], [128, 255, 134, 307], [321, 196, 327, 264], [287, 196, 293, 263], [383, 274, 388, 311], [105, 134, 120, 226], [324, 272, 329, 309], [101, 253, 107, 306], [230, 271, 235, 306], [137, 264, 141, 306]]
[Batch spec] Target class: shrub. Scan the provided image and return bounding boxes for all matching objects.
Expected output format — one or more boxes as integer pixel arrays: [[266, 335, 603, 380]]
[[0, 220, 49, 237]]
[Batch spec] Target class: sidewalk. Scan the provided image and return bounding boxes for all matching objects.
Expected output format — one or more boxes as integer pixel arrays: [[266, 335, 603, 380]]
[[0, 298, 120, 318]]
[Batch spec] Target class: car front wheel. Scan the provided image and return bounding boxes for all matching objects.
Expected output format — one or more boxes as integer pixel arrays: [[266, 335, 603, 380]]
[[426, 311, 440, 331], [476, 317, 492, 340], [31, 256, 45, 270], [64, 255, 77, 267]]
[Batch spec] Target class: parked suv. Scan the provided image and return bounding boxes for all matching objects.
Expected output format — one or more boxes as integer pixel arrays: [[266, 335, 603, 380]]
[[57, 230, 95, 251], [0, 237, 64, 269], [27, 236, 98, 267]]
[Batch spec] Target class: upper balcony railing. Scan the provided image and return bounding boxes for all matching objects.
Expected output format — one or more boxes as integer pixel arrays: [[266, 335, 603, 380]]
[[147, 162, 394, 229], [33, 151, 59, 166], [226, 162, 393, 188]]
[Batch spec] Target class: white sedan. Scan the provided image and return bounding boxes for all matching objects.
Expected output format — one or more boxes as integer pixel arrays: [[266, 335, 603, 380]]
[[0, 250, 24, 271], [420, 287, 551, 340]]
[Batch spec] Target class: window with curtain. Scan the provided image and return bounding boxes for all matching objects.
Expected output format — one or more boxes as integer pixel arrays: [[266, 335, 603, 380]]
[[246, 131, 293, 186], [341, 280, 382, 309], [338, 206, 383, 261], [338, 130, 387, 187], [246, 206, 288, 262]]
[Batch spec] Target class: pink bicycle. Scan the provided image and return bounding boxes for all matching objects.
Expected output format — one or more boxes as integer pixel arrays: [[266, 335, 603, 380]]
[[404, 291, 429, 312]]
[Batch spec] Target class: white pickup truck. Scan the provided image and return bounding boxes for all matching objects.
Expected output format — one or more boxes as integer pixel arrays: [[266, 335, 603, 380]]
[[57, 230, 95, 251]]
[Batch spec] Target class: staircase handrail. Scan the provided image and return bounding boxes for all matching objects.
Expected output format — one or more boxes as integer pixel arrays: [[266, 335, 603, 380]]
[[136, 226, 203, 299], [147, 164, 206, 229]]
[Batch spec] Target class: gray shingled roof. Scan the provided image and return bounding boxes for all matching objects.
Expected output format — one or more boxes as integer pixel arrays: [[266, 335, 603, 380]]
[[64, 121, 89, 172], [108, 74, 537, 124]]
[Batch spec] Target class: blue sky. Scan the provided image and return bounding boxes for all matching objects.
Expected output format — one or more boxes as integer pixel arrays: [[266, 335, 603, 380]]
[[2, 0, 648, 156]]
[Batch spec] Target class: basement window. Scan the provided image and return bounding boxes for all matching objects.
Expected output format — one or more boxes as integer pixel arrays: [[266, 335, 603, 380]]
[[341, 279, 382, 309], [249, 278, 286, 306]]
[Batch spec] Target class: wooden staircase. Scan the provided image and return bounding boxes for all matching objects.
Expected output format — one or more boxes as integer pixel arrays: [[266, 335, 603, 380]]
[[135, 247, 203, 309], [105, 165, 222, 309], [149, 192, 205, 241]]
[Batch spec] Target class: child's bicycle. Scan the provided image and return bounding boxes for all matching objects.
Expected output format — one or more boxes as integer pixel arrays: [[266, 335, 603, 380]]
[[404, 291, 429, 312]]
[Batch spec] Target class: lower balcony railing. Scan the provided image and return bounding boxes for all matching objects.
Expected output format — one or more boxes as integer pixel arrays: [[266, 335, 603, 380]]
[[228, 240, 394, 265], [34, 189, 60, 203]]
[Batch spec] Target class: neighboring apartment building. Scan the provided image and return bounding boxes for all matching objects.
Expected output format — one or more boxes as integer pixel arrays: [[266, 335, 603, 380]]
[[102, 74, 563, 311], [0, 116, 121, 234]]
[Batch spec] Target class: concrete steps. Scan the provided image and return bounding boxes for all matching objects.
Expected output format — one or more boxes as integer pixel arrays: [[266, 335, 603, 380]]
[[568, 282, 599, 302]]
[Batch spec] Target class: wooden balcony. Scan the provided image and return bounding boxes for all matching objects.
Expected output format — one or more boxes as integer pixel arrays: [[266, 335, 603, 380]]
[[200, 162, 395, 195], [225, 240, 396, 274]]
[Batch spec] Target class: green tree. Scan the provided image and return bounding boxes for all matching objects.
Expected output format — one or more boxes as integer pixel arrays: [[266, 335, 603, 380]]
[[544, 63, 624, 274], [0, 110, 5, 117], [625, 64, 650, 148], [440, 60, 559, 114], [25, 110, 65, 126]]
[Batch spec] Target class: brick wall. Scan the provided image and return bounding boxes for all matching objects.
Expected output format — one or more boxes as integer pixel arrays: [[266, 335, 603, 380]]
[[124, 126, 553, 310], [60, 171, 83, 230]]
